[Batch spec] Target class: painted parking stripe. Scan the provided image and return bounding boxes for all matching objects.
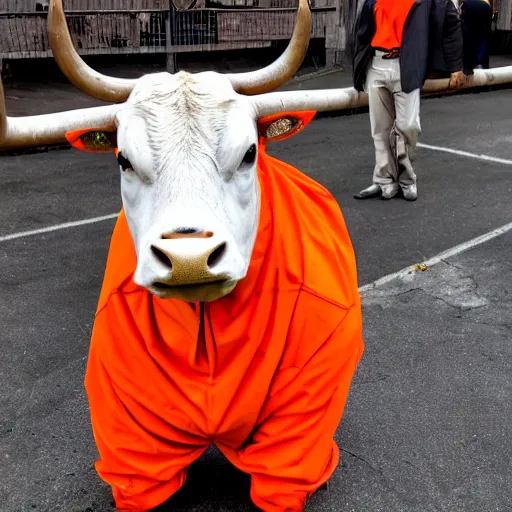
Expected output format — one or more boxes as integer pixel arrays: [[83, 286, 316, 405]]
[[1, 212, 511, 294], [359, 220, 512, 293], [418, 142, 512, 166], [0, 213, 119, 243]]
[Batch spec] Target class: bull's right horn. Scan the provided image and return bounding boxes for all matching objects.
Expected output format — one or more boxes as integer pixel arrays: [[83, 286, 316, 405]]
[[0, 71, 120, 151], [48, 0, 137, 103]]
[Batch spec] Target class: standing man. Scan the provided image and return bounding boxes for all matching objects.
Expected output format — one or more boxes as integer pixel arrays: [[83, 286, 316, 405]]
[[351, 0, 465, 201], [460, 0, 494, 74]]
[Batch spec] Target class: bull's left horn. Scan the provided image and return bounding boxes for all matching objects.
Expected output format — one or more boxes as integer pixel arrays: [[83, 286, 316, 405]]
[[48, 0, 137, 103], [227, 0, 312, 95]]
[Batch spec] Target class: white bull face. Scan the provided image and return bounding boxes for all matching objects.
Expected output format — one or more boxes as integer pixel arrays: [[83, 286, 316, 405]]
[[115, 72, 260, 303]]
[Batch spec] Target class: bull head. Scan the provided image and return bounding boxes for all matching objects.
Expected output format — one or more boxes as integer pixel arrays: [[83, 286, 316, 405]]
[[0, 0, 363, 303]]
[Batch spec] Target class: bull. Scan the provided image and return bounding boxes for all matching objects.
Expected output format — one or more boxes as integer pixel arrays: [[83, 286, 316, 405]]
[[0, 1, 365, 510]]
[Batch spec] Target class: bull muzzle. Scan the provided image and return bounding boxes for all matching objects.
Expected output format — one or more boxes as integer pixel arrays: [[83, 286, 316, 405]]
[[149, 230, 231, 292]]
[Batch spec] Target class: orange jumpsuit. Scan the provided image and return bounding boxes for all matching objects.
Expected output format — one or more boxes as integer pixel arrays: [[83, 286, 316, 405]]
[[85, 145, 365, 512]]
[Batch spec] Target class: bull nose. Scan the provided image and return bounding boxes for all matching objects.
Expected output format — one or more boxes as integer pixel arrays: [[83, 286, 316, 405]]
[[150, 230, 228, 285]]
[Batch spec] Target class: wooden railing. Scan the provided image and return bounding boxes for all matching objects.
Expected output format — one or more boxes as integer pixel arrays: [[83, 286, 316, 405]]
[[0, 7, 335, 58]]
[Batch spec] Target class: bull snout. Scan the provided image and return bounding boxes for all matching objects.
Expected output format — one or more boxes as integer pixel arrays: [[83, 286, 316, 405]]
[[149, 229, 228, 286]]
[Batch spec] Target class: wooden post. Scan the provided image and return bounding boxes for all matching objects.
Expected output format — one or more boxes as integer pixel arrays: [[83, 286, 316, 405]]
[[166, 52, 177, 73], [325, 0, 344, 67], [165, 4, 177, 73], [325, 0, 360, 68], [496, 0, 512, 30]]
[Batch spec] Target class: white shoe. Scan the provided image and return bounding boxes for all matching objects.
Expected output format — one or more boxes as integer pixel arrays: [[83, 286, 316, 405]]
[[381, 183, 400, 200], [401, 183, 417, 201]]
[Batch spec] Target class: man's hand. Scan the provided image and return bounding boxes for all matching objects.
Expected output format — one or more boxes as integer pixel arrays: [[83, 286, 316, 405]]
[[449, 71, 466, 89]]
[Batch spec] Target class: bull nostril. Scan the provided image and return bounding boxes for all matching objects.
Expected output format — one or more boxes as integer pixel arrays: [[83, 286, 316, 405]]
[[207, 243, 227, 268], [162, 230, 214, 240], [151, 245, 173, 269], [171, 228, 199, 236]]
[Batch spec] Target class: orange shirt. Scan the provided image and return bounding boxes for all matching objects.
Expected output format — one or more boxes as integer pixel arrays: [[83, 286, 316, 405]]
[[84, 145, 364, 511], [371, 0, 417, 51]]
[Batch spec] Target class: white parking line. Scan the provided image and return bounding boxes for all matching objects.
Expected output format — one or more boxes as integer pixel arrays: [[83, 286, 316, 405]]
[[418, 142, 512, 166], [359, 220, 512, 293], [0, 213, 119, 243], [1, 211, 511, 295]]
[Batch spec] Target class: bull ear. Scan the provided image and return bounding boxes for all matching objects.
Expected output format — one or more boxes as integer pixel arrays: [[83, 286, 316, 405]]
[[65, 129, 117, 153], [257, 111, 316, 144]]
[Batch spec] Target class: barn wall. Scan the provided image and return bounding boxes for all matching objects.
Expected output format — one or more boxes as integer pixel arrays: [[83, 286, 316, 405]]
[[0, 0, 346, 63], [0, 1, 170, 11], [0, 8, 334, 58], [0, 0, 336, 10]]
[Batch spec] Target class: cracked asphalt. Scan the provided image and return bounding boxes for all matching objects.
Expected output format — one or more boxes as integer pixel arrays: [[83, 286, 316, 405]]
[[1, 72, 512, 512]]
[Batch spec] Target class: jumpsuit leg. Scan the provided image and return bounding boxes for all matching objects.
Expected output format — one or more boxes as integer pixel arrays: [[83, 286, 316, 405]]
[[218, 304, 364, 512], [86, 379, 209, 511], [85, 319, 209, 511]]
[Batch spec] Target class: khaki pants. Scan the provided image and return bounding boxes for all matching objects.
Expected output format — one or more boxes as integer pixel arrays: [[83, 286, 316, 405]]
[[365, 53, 421, 188]]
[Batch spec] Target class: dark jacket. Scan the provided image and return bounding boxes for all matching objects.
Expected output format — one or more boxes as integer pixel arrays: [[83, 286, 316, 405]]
[[351, 0, 464, 93]]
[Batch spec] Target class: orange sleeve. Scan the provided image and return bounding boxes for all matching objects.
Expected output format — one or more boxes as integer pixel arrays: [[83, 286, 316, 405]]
[[219, 300, 364, 512]]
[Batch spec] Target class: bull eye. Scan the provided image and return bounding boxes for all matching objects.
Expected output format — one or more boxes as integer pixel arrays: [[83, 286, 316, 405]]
[[241, 144, 257, 166], [117, 152, 133, 172]]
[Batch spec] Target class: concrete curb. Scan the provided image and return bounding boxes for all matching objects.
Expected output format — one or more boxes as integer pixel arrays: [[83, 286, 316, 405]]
[[292, 66, 345, 83]]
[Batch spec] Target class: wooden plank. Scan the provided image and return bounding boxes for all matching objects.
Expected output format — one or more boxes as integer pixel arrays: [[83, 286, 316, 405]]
[[16, 16, 28, 53], [32, 14, 48, 53], [217, 10, 326, 42], [0, 18, 9, 51], [496, 0, 512, 30], [8, 17, 22, 53], [0, 39, 272, 59]]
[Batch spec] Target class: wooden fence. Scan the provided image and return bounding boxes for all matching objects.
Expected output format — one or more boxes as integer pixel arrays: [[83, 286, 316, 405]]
[[0, 6, 335, 59]]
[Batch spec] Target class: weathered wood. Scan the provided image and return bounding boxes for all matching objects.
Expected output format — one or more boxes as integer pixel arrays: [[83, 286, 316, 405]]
[[496, 0, 512, 30], [0, 7, 337, 59], [0, 0, 170, 12], [217, 9, 328, 41]]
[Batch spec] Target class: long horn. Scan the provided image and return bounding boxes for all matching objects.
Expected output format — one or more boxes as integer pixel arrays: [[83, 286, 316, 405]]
[[252, 66, 512, 117], [48, 0, 310, 100], [0, 75, 120, 151], [252, 87, 362, 118], [48, 0, 137, 103], [228, 0, 312, 95]]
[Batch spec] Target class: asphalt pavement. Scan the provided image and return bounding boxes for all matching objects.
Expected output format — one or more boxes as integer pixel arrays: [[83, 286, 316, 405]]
[[1, 68, 512, 512]]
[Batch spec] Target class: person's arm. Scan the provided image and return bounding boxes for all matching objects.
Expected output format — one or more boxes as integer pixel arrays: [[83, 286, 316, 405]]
[[442, 0, 466, 87], [352, 0, 376, 53], [350, 0, 376, 90]]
